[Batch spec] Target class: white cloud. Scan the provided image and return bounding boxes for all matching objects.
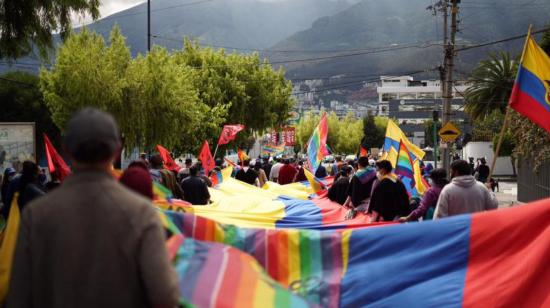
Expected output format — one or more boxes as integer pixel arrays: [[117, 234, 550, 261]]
[[71, 0, 145, 26]]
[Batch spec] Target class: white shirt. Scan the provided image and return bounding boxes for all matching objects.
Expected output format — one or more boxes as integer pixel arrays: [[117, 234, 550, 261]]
[[269, 163, 283, 181]]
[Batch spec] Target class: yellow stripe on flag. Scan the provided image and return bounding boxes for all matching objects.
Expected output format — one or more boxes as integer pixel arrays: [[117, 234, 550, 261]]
[[385, 120, 425, 161], [0, 193, 21, 303], [287, 229, 302, 287], [341, 229, 352, 277], [304, 168, 322, 194], [522, 36, 550, 82]]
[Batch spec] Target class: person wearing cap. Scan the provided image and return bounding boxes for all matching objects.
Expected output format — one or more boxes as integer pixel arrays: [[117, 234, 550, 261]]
[[7, 108, 179, 308], [181, 164, 210, 205], [369, 160, 410, 222], [177, 158, 193, 182], [120, 164, 154, 200]]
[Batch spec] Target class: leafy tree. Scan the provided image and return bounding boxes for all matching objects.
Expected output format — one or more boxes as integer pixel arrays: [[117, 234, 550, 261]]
[[173, 40, 295, 149], [40, 27, 220, 152], [295, 111, 364, 154], [0, 71, 61, 159], [361, 112, 385, 150], [0, 0, 99, 59], [423, 120, 440, 147], [493, 131, 516, 175], [472, 110, 504, 142], [464, 52, 518, 121]]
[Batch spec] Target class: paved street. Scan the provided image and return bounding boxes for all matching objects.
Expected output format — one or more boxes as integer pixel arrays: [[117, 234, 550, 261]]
[[495, 180, 518, 208]]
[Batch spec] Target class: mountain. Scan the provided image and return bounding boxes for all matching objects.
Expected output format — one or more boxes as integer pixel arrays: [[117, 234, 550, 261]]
[[269, 0, 550, 79], [84, 0, 357, 55]]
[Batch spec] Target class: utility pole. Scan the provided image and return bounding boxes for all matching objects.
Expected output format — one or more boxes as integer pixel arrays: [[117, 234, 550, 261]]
[[442, 0, 459, 173], [147, 0, 151, 52]]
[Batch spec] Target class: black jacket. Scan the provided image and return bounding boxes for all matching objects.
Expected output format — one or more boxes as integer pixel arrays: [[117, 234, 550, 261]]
[[235, 168, 258, 185]]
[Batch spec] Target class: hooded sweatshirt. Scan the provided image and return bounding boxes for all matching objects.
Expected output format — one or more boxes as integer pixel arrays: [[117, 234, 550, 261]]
[[434, 175, 497, 219]]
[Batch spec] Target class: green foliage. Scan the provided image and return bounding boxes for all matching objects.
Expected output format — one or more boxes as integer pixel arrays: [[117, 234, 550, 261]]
[[361, 113, 385, 150], [464, 52, 518, 121], [492, 131, 515, 157], [0, 71, 61, 158], [472, 110, 504, 142], [295, 111, 365, 154], [40, 27, 294, 154], [173, 40, 295, 150], [0, 0, 99, 59], [423, 120, 440, 147]]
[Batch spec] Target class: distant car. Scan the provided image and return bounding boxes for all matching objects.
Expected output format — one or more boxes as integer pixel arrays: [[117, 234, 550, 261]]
[[345, 155, 357, 162]]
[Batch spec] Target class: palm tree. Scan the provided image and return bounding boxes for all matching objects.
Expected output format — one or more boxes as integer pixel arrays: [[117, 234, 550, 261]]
[[464, 52, 518, 121]]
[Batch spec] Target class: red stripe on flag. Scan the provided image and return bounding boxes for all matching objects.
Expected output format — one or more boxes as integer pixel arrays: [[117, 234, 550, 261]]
[[464, 199, 550, 307], [510, 84, 550, 133]]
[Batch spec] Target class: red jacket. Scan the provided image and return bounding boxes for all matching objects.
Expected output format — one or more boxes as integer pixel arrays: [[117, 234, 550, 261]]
[[278, 164, 298, 185]]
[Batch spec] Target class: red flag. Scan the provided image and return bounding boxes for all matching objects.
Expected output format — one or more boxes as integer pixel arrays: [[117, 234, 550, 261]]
[[156, 145, 181, 172], [43, 133, 71, 181], [198, 141, 215, 175], [360, 146, 368, 157], [224, 157, 237, 168], [217, 124, 245, 145]]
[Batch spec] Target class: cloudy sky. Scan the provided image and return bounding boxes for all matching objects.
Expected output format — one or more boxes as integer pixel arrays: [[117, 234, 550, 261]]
[[72, 0, 145, 26]]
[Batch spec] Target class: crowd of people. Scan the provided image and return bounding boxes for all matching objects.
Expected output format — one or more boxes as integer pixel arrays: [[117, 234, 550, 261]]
[[0, 108, 502, 307]]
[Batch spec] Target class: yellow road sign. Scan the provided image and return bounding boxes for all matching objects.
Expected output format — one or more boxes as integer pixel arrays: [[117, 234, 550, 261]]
[[438, 121, 461, 142]]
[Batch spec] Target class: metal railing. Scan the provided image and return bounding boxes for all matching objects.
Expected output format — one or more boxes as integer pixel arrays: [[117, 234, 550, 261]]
[[517, 160, 550, 202]]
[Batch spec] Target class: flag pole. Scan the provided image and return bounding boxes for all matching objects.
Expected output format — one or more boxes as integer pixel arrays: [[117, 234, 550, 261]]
[[212, 144, 219, 159], [487, 25, 532, 183]]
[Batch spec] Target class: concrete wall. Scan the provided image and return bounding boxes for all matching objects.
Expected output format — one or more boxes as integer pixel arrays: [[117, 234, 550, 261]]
[[462, 141, 514, 176]]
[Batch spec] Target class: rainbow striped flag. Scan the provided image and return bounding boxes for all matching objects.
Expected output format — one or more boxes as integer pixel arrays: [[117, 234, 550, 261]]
[[165, 211, 352, 307], [159, 197, 550, 307], [394, 140, 415, 192], [307, 113, 328, 172], [262, 143, 286, 156], [153, 181, 173, 200]]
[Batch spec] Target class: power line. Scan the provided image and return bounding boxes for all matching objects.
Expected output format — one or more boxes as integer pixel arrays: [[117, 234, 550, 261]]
[[457, 26, 550, 52], [152, 34, 442, 54]]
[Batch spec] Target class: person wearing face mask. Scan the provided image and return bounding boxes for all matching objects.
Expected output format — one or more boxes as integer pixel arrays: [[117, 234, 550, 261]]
[[399, 168, 449, 222], [433, 159, 498, 219], [369, 160, 410, 222]]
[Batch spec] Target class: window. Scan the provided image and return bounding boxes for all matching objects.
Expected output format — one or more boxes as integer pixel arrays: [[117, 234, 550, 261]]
[[382, 93, 398, 101], [399, 93, 417, 100], [418, 92, 435, 99]]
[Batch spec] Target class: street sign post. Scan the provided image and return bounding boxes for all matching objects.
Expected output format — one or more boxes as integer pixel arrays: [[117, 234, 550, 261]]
[[438, 121, 461, 143]]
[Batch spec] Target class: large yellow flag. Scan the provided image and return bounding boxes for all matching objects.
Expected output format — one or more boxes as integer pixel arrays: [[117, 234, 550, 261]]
[[0, 193, 21, 303], [383, 120, 425, 166]]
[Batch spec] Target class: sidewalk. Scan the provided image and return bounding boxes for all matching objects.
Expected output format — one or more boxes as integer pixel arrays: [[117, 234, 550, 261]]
[[495, 181, 518, 208]]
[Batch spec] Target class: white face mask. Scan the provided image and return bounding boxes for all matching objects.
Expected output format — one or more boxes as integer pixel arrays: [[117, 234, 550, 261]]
[[428, 178, 434, 186], [376, 171, 383, 180]]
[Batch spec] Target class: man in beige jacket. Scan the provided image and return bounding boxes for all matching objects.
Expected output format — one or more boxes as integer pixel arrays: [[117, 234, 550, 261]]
[[7, 108, 179, 308]]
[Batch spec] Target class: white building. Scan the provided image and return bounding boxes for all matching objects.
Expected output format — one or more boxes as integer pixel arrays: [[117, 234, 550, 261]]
[[376, 76, 468, 116]]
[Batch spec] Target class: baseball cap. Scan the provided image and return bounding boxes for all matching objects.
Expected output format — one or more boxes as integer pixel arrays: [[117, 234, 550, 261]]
[[63, 108, 121, 163]]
